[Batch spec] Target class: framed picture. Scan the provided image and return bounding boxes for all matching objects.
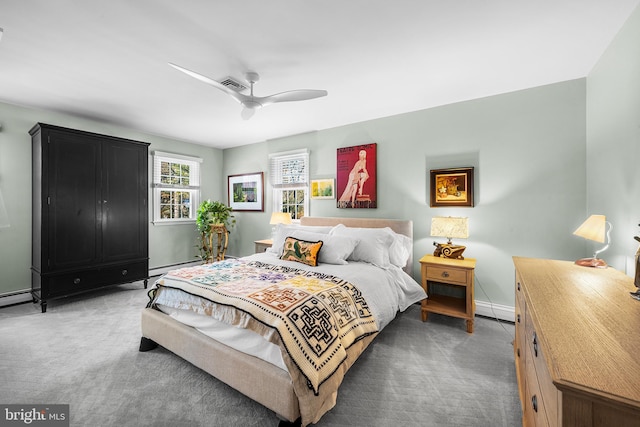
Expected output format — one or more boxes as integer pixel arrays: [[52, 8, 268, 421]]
[[430, 167, 474, 207], [336, 143, 377, 208], [311, 179, 335, 199], [228, 172, 264, 211]]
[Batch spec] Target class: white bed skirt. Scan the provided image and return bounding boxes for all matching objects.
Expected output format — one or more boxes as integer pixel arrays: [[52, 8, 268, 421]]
[[156, 301, 288, 371]]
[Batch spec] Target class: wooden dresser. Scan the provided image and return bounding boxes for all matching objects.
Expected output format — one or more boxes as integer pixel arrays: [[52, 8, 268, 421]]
[[513, 257, 640, 427]]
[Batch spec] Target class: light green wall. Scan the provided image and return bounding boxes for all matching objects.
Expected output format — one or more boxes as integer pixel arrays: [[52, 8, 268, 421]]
[[224, 80, 588, 307], [0, 102, 223, 296], [9, 8, 638, 308], [586, 4, 640, 275]]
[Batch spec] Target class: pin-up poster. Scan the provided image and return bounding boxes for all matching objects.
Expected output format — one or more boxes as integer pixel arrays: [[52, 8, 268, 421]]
[[336, 143, 377, 209]]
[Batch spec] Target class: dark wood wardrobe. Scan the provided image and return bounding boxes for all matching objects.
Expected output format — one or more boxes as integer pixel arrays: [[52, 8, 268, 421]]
[[30, 123, 149, 312]]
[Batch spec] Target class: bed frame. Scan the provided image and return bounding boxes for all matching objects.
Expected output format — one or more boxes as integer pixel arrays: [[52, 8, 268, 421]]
[[139, 217, 413, 426]]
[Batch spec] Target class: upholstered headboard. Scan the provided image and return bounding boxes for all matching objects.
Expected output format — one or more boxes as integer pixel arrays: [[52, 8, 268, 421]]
[[300, 216, 413, 275]]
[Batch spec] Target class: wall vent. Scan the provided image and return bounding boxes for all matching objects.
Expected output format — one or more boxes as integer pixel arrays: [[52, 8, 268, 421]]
[[219, 77, 247, 92]]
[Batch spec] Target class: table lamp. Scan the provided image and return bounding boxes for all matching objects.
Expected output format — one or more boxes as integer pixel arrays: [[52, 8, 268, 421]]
[[430, 216, 469, 259], [573, 214, 611, 268], [270, 212, 292, 238]]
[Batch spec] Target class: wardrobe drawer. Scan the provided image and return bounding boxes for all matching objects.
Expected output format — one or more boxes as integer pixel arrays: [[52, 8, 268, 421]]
[[101, 261, 148, 284], [47, 270, 102, 296]]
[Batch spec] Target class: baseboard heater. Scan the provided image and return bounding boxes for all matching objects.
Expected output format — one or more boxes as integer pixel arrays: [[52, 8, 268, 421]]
[[0, 290, 32, 308]]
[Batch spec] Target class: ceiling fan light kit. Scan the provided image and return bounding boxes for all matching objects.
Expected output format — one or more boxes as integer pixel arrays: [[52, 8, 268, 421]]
[[169, 63, 327, 120]]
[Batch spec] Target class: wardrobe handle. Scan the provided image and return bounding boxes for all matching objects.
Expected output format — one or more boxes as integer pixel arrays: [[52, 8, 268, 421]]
[[533, 332, 538, 357], [517, 282, 521, 291], [442, 271, 449, 278], [517, 314, 521, 324], [532, 395, 538, 412]]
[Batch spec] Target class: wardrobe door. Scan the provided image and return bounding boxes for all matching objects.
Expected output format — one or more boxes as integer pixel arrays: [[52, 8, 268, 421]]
[[47, 131, 101, 271], [101, 139, 148, 263]]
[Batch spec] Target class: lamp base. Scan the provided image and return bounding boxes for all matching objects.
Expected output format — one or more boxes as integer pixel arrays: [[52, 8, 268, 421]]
[[433, 242, 466, 259], [575, 257, 608, 268]]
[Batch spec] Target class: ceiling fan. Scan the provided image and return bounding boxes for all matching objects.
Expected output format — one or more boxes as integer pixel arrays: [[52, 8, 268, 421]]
[[168, 63, 328, 120]]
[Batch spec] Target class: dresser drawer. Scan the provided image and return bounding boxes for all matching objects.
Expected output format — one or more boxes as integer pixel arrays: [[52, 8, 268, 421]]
[[525, 309, 558, 426], [514, 294, 526, 399], [425, 266, 468, 285], [516, 273, 526, 309], [525, 342, 551, 427]]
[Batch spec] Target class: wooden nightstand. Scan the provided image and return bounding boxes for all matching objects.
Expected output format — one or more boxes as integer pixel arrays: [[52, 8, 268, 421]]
[[254, 239, 273, 253], [419, 254, 476, 333]]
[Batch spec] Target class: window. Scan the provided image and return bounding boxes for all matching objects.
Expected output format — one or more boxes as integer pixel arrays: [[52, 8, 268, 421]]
[[152, 151, 202, 224], [269, 149, 309, 220]]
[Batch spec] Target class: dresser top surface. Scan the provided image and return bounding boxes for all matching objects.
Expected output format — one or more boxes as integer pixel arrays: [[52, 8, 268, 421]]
[[513, 256, 640, 407]]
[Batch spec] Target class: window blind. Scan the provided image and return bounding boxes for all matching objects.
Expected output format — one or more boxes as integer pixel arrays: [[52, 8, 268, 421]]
[[269, 149, 309, 189], [152, 151, 202, 189]]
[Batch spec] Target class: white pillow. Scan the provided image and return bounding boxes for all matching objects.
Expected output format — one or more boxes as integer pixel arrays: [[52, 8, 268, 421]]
[[389, 232, 412, 268], [267, 223, 334, 256], [286, 230, 359, 265], [330, 224, 394, 268]]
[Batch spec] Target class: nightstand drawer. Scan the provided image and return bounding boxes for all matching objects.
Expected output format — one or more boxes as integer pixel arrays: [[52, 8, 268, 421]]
[[425, 266, 468, 284]]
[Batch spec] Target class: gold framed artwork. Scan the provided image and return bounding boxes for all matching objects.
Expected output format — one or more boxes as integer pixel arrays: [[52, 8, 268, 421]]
[[311, 179, 335, 199], [430, 167, 474, 207], [228, 172, 264, 212]]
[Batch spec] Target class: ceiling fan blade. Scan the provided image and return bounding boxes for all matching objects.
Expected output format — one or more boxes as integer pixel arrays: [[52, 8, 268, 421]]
[[241, 106, 256, 120], [258, 89, 328, 106], [168, 62, 248, 104]]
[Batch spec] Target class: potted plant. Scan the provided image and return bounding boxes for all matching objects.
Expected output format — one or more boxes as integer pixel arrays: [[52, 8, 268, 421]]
[[195, 200, 236, 262]]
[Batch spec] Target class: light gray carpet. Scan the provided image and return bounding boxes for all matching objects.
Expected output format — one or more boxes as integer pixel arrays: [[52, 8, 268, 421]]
[[0, 281, 521, 426]]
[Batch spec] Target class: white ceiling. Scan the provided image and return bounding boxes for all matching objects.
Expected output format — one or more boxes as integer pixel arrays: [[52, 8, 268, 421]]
[[0, 1, 638, 149]]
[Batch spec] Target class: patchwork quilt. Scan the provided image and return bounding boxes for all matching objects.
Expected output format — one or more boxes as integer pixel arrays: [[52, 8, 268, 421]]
[[147, 259, 378, 395]]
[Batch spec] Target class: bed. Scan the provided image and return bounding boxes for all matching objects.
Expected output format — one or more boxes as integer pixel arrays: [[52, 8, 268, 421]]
[[139, 217, 426, 426]]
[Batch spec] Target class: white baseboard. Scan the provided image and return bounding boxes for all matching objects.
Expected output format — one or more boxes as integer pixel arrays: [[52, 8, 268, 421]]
[[0, 291, 32, 308], [475, 300, 515, 322]]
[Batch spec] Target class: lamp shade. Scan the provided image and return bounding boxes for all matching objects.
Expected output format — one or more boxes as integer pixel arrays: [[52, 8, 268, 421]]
[[270, 212, 292, 226], [573, 215, 606, 243], [430, 216, 469, 240]]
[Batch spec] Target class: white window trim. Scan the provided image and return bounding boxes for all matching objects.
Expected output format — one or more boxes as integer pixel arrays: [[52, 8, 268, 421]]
[[152, 151, 202, 225], [269, 149, 309, 221]]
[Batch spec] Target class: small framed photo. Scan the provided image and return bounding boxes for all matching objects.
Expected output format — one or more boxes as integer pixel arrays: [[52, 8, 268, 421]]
[[430, 167, 474, 207], [311, 179, 335, 199], [228, 172, 264, 211]]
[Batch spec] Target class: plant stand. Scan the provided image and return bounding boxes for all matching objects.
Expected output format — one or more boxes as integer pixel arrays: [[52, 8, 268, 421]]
[[208, 224, 229, 262]]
